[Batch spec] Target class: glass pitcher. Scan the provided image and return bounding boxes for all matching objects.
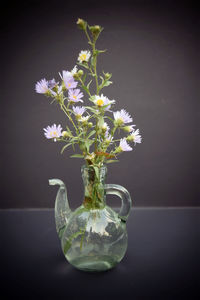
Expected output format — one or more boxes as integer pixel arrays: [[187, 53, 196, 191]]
[[49, 164, 132, 272]]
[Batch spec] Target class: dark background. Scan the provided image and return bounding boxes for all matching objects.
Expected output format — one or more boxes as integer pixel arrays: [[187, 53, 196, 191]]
[[1, 0, 199, 208]]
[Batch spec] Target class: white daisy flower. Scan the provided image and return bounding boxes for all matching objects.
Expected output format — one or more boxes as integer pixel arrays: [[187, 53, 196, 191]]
[[78, 50, 91, 63], [113, 109, 133, 125], [94, 94, 115, 110]]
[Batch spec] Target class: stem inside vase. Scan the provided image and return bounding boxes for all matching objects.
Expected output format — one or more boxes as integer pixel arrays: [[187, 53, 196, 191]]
[[81, 165, 107, 209]]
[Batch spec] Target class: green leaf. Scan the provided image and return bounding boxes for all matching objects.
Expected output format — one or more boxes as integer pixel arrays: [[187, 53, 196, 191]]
[[61, 143, 72, 154], [63, 240, 72, 255], [98, 116, 104, 127], [103, 80, 112, 87], [70, 154, 84, 158], [82, 85, 89, 94], [96, 49, 107, 54], [84, 106, 98, 113], [63, 229, 85, 255], [89, 96, 96, 101], [87, 130, 96, 139], [100, 76, 104, 84], [50, 99, 57, 105], [104, 116, 114, 123], [87, 80, 93, 91], [85, 140, 94, 152], [77, 62, 89, 70], [106, 160, 119, 164], [82, 73, 87, 84]]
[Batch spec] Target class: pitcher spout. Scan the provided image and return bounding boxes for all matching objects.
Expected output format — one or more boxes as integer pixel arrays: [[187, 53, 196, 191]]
[[49, 179, 72, 239]]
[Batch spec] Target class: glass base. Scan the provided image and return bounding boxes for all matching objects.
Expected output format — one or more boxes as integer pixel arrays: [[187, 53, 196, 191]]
[[70, 255, 118, 272]]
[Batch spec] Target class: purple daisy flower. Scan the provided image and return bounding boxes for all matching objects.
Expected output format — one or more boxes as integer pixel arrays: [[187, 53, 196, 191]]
[[68, 89, 83, 103], [47, 79, 58, 89], [131, 129, 142, 144], [61, 70, 78, 89], [72, 106, 86, 116], [35, 79, 49, 94], [105, 131, 113, 142], [43, 124, 63, 142], [113, 109, 133, 124]]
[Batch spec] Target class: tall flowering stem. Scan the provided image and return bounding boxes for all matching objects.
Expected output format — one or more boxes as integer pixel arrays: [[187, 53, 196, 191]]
[[35, 18, 142, 175]]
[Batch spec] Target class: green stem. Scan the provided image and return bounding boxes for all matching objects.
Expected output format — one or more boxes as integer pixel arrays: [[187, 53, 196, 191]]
[[94, 118, 98, 152], [84, 28, 92, 44], [84, 27, 99, 94], [92, 43, 99, 95], [79, 77, 92, 97], [61, 103, 78, 134], [111, 126, 117, 139]]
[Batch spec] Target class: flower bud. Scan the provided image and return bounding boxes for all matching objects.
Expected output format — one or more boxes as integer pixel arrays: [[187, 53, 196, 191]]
[[75, 114, 82, 120], [114, 119, 124, 127], [105, 72, 111, 79], [115, 146, 122, 153], [89, 25, 101, 34], [89, 25, 102, 39], [105, 139, 111, 146], [62, 131, 70, 138], [122, 126, 134, 133], [126, 135, 134, 142], [77, 18, 87, 30], [79, 116, 89, 125], [78, 69, 84, 77], [88, 122, 93, 128], [73, 73, 79, 80]]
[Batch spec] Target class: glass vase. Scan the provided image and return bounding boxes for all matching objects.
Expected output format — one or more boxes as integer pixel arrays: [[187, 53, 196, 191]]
[[49, 164, 132, 272]]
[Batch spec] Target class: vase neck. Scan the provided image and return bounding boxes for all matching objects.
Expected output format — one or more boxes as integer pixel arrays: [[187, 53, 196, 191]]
[[81, 165, 107, 209]]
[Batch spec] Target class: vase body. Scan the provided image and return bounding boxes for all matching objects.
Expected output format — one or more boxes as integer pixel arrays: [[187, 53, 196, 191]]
[[50, 165, 132, 272]]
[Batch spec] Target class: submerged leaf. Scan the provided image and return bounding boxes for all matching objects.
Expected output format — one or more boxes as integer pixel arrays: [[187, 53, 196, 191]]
[[93, 166, 100, 180]]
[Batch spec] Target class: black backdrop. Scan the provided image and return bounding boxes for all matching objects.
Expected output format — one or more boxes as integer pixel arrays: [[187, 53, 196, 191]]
[[1, 0, 199, 208]]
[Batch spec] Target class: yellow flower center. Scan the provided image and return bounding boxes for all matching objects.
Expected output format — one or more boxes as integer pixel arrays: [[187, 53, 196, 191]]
[[80, 53, 87, 61], [50, 131, 58, 137], [73, 95, 77, 99], [68, 83, 71, 87], [96, 99, 104, 106]]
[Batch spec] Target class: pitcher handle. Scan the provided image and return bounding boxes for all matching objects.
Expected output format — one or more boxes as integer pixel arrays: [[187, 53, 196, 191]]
[[105, 184, 132, 222]]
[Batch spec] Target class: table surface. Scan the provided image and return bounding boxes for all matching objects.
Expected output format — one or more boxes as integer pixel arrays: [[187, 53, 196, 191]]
[[0, 208, 199, 300]]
